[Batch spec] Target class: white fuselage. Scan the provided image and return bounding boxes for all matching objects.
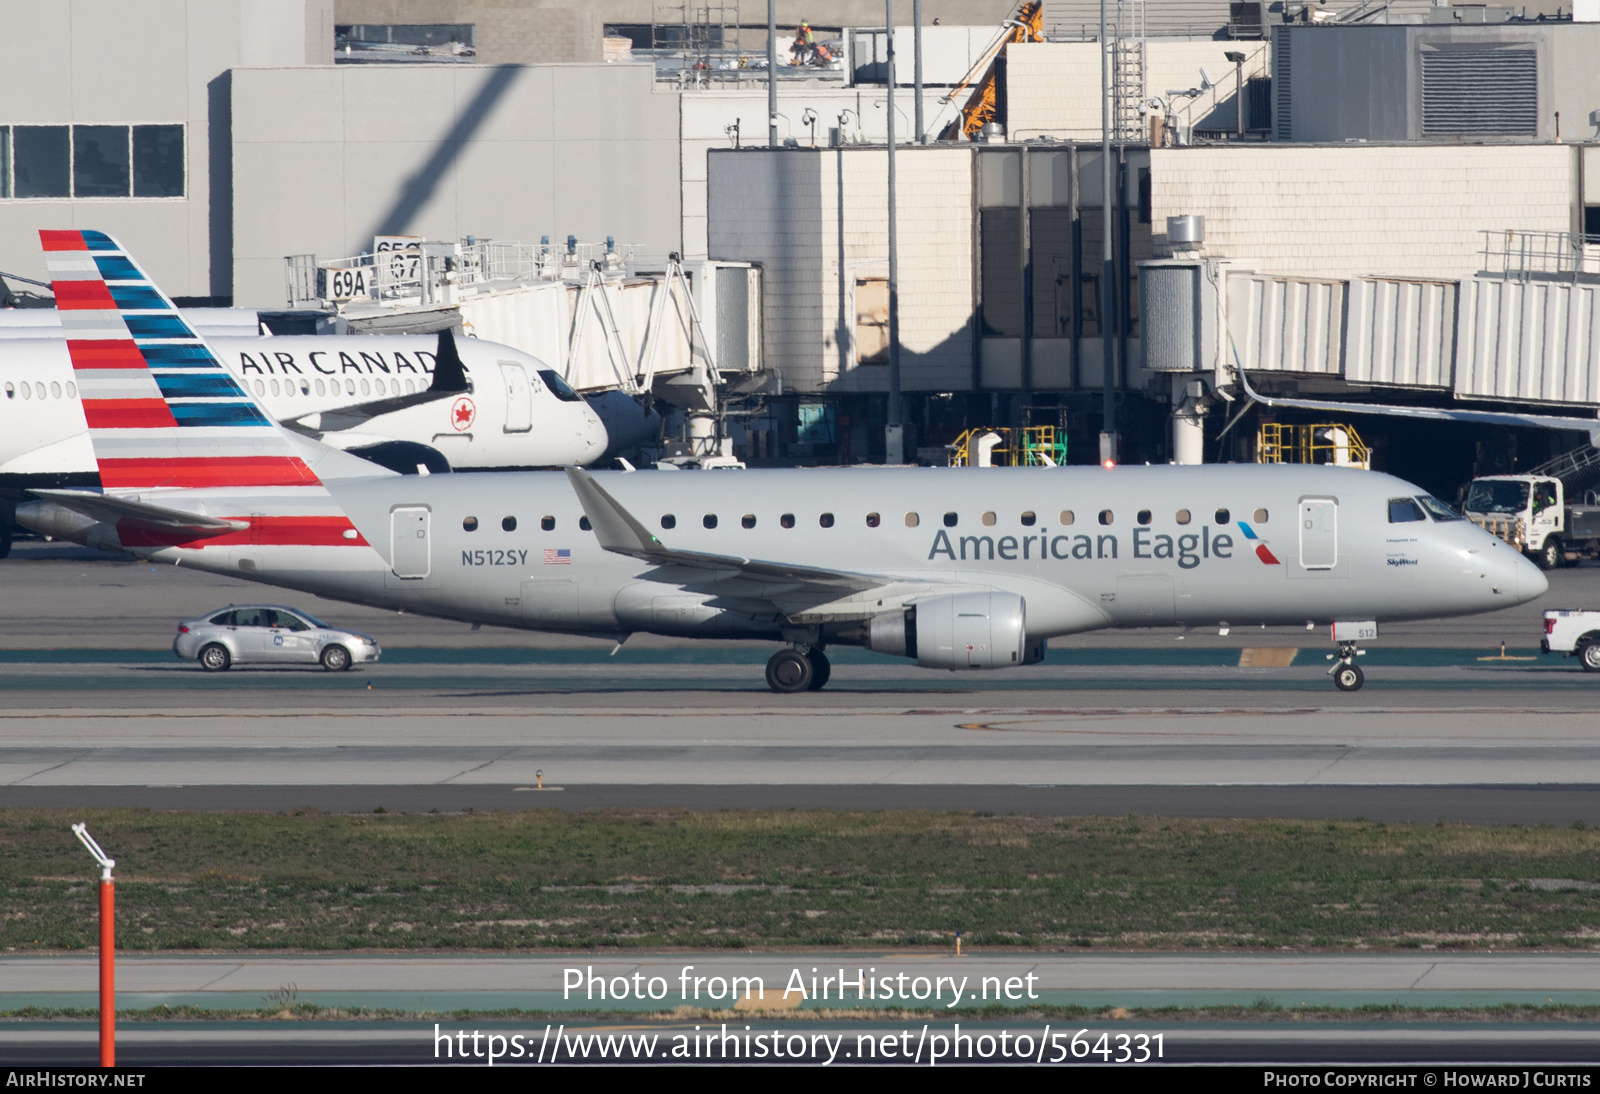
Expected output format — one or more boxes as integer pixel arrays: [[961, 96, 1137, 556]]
[[0, 334, 606, 486]]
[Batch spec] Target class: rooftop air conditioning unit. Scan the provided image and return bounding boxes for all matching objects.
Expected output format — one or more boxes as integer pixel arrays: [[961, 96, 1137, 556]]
[[1229, 1, 1268, 39]]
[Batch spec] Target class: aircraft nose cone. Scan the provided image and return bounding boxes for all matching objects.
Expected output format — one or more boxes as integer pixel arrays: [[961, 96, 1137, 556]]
[[1507, 549, 1548, 604]]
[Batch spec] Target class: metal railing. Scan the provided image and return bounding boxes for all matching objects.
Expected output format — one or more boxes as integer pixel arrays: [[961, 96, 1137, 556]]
[[947, 425, 1068, 467], [1257, 422, 1371, 469], [1481, 230, 1600, 281], [285, 238, 638, 308], [1468, 513, 1526, 550]]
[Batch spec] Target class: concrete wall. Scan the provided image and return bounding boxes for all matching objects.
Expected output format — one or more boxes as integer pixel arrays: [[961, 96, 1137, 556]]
[[707, 146, 975, 394], [1149, 144, 1576, 283], [230, 63, 682, 307], [0, 0, 330, 300], [1006, 41, 1272, 142]]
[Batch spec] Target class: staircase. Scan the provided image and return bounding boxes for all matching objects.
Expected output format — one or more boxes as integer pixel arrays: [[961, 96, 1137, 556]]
[[1528, 443, 1600, 497], [1111, 0, 1146, 142]]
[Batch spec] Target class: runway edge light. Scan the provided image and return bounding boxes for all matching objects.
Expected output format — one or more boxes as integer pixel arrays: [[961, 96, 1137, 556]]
[[70, 823, 116, 1068]]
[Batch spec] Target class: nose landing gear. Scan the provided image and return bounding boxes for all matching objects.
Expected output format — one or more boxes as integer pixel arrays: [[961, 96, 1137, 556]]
[[765, 645, 831, 693], [1327, 639, 1367, 691]]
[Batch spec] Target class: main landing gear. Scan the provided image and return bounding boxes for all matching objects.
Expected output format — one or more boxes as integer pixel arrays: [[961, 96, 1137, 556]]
[[1328, 640, 1365, 692], [765, 645, 830, 693]]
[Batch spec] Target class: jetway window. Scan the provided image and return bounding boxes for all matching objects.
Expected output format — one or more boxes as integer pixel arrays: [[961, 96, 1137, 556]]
[[2, 124, 184, 200], [463, 517, 479, 532], [1388, 498, 1425, 524], [1175, 509, 1191, 525], [904, 513, 919, 528], [1215, 509, 1230, 525], [132, 125, 184, 197], [12, 126, 68, 197], [1021, 511, 1036, 526], [660, 515, 676, 529], [540, 517, 555, 531], [335, 24, 475, 63], [502, 517, 517, 532], [865, 513, 880, 528]]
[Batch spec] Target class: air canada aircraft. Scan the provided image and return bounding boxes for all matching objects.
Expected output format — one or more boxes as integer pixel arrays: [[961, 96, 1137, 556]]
[[15, 231, 1549, 692], [0, 328, 609, 487]]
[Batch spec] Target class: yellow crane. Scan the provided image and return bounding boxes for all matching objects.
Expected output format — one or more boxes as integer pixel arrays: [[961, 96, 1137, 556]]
[[937, 1, 1044, 142]]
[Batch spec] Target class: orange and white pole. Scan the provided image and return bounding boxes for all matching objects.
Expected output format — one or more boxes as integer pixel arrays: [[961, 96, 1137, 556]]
[[72, 824, 115, 1068]]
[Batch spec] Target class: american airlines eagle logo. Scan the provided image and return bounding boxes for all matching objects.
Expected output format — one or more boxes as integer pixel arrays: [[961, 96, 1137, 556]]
[[1236, 521, 1281, 565], [450, 397, 476, 431]]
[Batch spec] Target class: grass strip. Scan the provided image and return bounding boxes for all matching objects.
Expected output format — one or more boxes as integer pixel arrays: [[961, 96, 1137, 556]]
[[5, 808, 1600, 952]]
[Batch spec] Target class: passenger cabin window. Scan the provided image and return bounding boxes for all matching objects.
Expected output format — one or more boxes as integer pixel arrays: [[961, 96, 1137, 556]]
[[1020, 511, 1036, 526], [1098, 510, 1114, 526], [866, 512, 880, 528], [703, 514, 718, 529], [981, 512, 996, 527], [742, 514, 757, 529], [1215, 508, 1230, 525], [1388, 498, 1426, 523], [904, 512, 919, 528], [1253, 508, 1269, 523], [579, 517, 592, 531], [1059, 510, 1075, 526], [1136, 510, 1151, 525], [819, 513, 834, 528], [462, 516, 478, 532], [781, 514, 795, 529], [540, 516, 555, 531], [661, 515, 676, 529], [943, 512, 958, 527], [502, 516, 517, 532], [1175, 509, 1191, 525]]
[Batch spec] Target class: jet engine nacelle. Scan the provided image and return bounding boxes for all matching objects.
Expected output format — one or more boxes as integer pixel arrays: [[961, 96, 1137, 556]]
[[868, 591, 1046, 669]]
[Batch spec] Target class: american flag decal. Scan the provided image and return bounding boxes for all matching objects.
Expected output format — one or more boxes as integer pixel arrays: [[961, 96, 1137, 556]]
[[543, 548, 571, 565]]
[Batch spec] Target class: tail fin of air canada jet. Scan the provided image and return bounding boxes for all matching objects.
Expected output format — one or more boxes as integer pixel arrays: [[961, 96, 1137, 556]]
[[32, 229, 375, 550]]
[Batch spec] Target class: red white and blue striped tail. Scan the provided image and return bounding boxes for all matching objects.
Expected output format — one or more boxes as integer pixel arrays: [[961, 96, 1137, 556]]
[[40, 228, 322, 493]]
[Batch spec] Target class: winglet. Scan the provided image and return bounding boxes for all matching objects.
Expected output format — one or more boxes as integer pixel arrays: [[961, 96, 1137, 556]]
[[564, 466, 662, 558]]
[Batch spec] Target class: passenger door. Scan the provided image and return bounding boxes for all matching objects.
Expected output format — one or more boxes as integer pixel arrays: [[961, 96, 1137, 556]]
[[227, 607, 273, 661], [390, 507, 431, 579], [1299, 497, 1338, 570], [500, 362, 532, 433]]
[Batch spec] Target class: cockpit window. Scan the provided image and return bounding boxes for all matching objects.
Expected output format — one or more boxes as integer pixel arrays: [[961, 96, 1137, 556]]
[[1416, 495, 1463, 522], [537, 369, 583, 402], [1388, 498, 1426, 523], [1464, 480, 1528, 515]]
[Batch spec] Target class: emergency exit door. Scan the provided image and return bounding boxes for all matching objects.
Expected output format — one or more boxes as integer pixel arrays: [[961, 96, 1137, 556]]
[[1299, 497, 1338, 569], [500, 362, 532, 432], [390, 507, 431, 578]]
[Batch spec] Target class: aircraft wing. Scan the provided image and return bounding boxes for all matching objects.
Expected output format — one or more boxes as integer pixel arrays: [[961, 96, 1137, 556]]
[[28, 489, 248, 537], [565, 467, 882, 593], [285, 328, 471, 435]]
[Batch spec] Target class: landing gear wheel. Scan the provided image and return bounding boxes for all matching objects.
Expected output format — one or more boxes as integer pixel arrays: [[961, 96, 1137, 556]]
[[199, 643, 231, 672], [1538, 539, 1562, 571], [806, 648, 831, 690], [765, 648, 814, 693], [320, 644, 352, 672], [1580, 643, 1600, 673], [1333, 663, 1364, 692]]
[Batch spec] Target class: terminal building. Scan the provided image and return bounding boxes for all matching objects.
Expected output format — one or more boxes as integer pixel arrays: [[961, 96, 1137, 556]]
[[1, 0, 1598, 491]]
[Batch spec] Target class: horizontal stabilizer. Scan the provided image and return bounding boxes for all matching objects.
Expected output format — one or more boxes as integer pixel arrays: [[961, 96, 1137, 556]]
[[29, 489, 248, 537], [565, 467, 880, 593]]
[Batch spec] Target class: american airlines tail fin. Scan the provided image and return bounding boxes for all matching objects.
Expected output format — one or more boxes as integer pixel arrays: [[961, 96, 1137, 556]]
[[39, 229, 352, 494]]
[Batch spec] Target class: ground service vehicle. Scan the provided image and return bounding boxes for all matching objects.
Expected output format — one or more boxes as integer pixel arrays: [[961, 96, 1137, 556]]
[[174, 605, 380, 672], [1462, 474, 1600, 570], [1542, 609, 1600, 672]]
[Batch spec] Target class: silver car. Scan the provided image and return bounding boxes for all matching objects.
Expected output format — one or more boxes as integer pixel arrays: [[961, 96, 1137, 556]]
[[173, 605, 381, 672]]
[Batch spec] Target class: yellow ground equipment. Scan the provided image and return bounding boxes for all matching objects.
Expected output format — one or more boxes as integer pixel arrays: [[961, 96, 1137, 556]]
[[947, 426, 1068, 467], [1256, 422, 1371, 470], [937, 2, 1044, 142]]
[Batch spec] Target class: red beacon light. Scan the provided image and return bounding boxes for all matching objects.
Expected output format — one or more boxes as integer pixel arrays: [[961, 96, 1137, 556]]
[[1101, 459, 1116, 469]]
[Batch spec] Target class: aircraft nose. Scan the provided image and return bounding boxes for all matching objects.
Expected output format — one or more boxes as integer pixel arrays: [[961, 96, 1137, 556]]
[[1506, 548, 1548, 604]]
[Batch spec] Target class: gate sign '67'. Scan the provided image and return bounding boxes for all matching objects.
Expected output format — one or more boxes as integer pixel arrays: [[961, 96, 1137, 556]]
[[318, 266, 370, 301]]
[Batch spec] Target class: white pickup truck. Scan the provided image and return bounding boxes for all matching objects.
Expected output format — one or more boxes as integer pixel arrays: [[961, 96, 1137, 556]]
[[1542, 610, 1600, 672]]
